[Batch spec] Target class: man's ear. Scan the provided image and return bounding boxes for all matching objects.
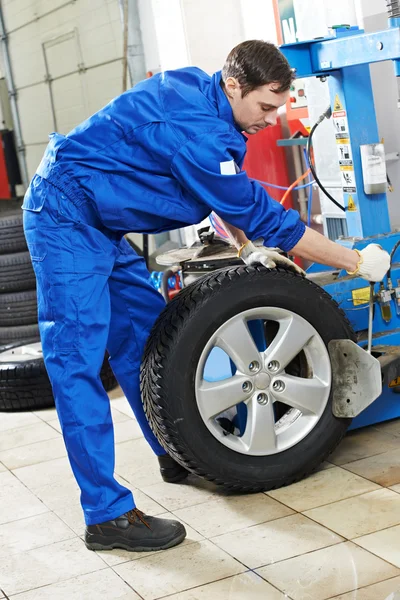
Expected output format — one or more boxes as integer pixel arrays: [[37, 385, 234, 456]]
[[224, 77, 239, 99]]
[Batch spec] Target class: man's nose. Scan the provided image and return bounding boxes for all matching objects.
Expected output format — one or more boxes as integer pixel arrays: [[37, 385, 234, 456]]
[[265, 110, 277, 127]]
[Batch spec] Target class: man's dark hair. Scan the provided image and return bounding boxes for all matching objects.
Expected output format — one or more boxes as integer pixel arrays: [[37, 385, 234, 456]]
[[221, 40, 295, 96]]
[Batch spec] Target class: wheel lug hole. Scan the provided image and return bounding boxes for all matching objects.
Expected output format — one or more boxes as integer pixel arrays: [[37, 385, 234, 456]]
[[273, 380, 285, 392], [249, 361, 260, 373], [242, 381, 253, 392], [268, 361, 280, 373], [257, 393, 268, 405]]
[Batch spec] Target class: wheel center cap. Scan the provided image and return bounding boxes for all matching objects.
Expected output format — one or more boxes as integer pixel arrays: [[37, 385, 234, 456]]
[[255, 372, 271, 390]]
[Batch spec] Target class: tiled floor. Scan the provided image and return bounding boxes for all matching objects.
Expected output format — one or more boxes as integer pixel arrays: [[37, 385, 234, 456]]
[[2, 389, 400, 599]]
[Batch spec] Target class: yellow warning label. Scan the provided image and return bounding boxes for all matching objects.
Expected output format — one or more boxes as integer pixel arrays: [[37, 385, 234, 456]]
[[340, 165, 354, 171], [389, 376, 400, 388], [336, 138, 350, 145], [334, 94, 343, 111], [305, 126, 311, 133], [348, 196, 357, 212], [351, 287, 370, 306]]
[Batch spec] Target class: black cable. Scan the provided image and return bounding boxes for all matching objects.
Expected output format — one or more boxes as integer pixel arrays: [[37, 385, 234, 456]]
[[306, 108, 346, 213], [388, 239, 400, 279]]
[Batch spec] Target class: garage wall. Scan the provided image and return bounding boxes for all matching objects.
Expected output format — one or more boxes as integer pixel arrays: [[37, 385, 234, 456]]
[[1, 0, 124, 179]]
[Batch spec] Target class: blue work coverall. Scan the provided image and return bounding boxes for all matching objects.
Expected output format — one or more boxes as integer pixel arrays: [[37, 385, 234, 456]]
[[22, 68, 305, 525]]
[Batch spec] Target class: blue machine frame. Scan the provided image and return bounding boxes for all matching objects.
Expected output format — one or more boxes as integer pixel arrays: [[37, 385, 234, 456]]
[[280, 22, 400, 429]]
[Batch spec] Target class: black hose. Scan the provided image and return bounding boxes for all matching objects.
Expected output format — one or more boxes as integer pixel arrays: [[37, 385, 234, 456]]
[[387, 0, 400, 18], [388, 239, 400, 279], [306, 111, 346, 213]]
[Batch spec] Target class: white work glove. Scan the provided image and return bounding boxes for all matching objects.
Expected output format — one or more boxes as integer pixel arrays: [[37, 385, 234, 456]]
[[239, 241, 305, 276], [349, 243, 390, 282]]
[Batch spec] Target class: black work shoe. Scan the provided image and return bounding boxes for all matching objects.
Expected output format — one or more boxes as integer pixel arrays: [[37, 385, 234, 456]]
[[85, 509, 186, 552], [158, 454, 189, 483]]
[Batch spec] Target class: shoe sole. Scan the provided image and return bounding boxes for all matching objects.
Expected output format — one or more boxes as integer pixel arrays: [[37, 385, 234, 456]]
[[85, 530, 186, 552], [161, 471, 189, 484]]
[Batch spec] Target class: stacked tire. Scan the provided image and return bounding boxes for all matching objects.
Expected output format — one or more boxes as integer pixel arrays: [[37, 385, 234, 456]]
[[0, 211, 38, 346], [0, 209, 117, 411]]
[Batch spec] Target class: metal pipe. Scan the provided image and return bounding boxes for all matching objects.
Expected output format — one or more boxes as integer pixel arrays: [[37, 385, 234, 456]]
[[0, 2, 29, 188], [118, 0, 146, 87], [122, 0, 129, 92], [41, 42, 58, 131], [292, 146, 307, 220]]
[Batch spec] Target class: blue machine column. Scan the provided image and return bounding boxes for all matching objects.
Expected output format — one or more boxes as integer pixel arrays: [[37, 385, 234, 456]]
[[328, 62, 391, 238]]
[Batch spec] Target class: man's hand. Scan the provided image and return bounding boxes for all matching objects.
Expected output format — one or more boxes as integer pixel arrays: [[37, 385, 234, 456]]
[[239, 241, 305, 276], [352, 244, 390, 282]]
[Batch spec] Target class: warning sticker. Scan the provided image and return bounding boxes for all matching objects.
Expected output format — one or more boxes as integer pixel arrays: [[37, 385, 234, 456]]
[[333, 115, 348, 135], [333, 94, 343, 111], [341, 170, 356, 193], [352, 287, 370, 306], [347, 196, 357, 212], [337, 142, 352, 162]]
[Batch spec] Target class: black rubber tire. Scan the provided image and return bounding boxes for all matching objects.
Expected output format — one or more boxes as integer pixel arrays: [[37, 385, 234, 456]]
[[0, 290, 38, 326], [0, 211, 27, 255], [0, 251, 36, 293], [0, 324, 39, 345], [0, 342, 118, 411], [141, 265, 356, 493]]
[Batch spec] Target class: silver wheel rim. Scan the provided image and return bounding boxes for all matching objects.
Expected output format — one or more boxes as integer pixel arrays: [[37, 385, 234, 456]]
[[195, 307, 331, 456], [0, 341, 42, 363]]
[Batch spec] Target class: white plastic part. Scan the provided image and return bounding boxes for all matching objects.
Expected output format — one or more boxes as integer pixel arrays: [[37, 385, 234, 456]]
[[360, 143, 387, 194]]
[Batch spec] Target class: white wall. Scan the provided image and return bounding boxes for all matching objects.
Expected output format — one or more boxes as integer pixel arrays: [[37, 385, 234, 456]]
[[2, 0, 124, 178], [182, 0, 277, 74]]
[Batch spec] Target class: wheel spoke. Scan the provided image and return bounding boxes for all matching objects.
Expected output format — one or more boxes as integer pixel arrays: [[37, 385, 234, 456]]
[[216, 317, 263, 374], [265, 314, 315, 371], [197, 375, 252, 421], [240, 397, 277, 454], [271, 374, 330, 416]]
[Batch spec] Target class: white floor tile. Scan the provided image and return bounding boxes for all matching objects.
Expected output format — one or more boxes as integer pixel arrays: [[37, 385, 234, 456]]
[[0, 537, 106, 596], [331, 575, 400, 599], [32, 408, 58, 422], [257, 542, 399, 600], [111, 397, 134, 417], [6, 569, 141, 599], [304, 489, 400, 539], [12, 457, 72, 489], [0, 412, 41, 432], [140, 479, 221, 512], [166, 571, 288, 599], [0, 471, 48, 525], [267, 466, 380, 512], [113, 419, 144, 444], [354, 525, 400, 568], [212, 513, 342, 569], [114, 540, 245, 600], [0, 421, 59, 452], [0, 436, 66, 470], [0, 512, 76, 558], [174, 493, 293, 538], [31, 476, 80, 511]]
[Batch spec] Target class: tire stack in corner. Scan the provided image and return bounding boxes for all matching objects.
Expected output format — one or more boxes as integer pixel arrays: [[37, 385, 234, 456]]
[[0, 209, 117, 412]]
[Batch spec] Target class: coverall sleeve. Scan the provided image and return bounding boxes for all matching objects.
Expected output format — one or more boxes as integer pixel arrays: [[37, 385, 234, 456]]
[[170, 129, 305, 252]]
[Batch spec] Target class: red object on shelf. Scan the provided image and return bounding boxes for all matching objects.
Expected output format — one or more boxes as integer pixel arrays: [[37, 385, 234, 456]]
[[0, 133, 11, 199], [243, 117, 291, 206], [243, 118, 303, 267]]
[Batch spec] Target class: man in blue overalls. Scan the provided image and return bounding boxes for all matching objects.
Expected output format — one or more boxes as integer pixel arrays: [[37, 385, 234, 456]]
[[23, 40, 389, 553]]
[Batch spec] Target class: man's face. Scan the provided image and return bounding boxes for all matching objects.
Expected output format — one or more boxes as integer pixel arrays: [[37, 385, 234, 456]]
[[224, 77, 289, 134]]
